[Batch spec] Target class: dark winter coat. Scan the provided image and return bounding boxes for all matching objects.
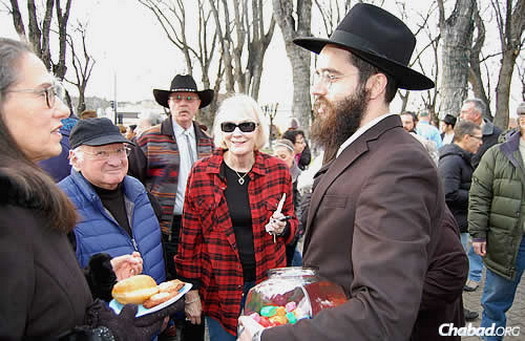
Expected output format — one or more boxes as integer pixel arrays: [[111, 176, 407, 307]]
[[0, 175, 93, 339], [469, 131, 525, 280], [471, 120, 502, 168], [438, 143, 474, 233]]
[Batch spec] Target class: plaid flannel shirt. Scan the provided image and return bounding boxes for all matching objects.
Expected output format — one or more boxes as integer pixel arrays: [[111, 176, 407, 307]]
[[176, 149, 298, 334]]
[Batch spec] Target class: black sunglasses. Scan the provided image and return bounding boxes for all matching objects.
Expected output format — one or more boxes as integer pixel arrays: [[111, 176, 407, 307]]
[[220, 122, 258, 133]]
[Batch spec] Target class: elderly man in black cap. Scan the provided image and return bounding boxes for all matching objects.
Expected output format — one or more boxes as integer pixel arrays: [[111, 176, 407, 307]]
[[58, 118, 166, 295], [128, 74, 213, 340], [239, 3, 466, 340]]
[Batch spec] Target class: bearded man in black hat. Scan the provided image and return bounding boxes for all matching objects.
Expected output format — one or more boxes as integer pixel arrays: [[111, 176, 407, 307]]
[[239, 4, 467, 340], [128, 74, 213, 339]]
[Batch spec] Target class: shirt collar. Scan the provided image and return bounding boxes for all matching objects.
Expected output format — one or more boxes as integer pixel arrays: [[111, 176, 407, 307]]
[[172, 119, 194, 138], [336, 113, 396, 158]]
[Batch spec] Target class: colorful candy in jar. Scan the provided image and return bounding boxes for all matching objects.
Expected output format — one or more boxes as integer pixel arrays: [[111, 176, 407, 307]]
[[249, 302, 311, 327]]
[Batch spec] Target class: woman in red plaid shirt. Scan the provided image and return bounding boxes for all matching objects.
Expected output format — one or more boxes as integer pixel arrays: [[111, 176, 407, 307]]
[[175, 94, 298, 340]]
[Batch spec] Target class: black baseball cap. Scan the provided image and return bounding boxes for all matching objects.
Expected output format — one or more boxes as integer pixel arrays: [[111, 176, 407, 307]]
[[70, 118, 134, 149]]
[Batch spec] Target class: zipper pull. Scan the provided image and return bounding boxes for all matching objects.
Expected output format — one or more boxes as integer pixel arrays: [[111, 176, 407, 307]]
[[132, 238, 139, 251]]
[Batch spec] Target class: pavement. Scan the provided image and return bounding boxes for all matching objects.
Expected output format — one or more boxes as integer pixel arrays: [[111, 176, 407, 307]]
[[462, 272, 525, 340]]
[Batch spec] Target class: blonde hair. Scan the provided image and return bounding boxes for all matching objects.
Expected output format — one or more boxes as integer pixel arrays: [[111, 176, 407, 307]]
[[212, 94, 269, 150]]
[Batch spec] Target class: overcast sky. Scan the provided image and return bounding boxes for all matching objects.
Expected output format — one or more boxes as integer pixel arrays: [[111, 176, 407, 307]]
[[1, 0, 294, 109], [1, 0, 523, 117]]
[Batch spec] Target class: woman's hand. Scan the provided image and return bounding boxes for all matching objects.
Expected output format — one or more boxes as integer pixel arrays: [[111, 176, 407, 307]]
[[265, 213, 288, 236], [184, 290, 202, 325], [110, 252, 143, 281]]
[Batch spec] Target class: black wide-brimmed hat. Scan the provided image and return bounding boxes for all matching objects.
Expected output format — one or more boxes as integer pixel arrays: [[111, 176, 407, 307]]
[[153, 74, 214, 109], [293, 3, 434, 90]]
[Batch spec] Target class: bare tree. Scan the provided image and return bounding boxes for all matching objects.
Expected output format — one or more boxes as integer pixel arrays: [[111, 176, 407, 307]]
[[139, 0, 276, 128], [208, 0, 276, 99], [262, 103, 280, 146], [393, 1, 441, 115], [517, 55, 525, 101], [313, 0, 353, 37], [437, 0, 476, 118], [273, 0, 312, 130], [491, 0, 525, 129], [65, 22, 95, 114], [468, 2, 493, 119], [7, 0, 72, 81], [138, 0, 221, 127]]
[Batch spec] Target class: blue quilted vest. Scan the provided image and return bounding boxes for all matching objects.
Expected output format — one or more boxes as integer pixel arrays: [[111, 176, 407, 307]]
[[59, 170, 166, 283]]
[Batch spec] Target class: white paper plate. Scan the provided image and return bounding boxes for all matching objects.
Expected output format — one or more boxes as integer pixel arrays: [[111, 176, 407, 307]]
[[109, 282, 192, 317]]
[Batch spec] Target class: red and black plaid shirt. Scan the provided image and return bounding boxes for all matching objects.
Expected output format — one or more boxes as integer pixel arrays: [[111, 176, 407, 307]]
[[176, 149, 298, 334]]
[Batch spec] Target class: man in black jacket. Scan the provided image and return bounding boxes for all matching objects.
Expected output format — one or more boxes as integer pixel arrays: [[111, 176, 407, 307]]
[[438, 120, 483, 321], [459, 98, 503, 293], [460, 98, 503, 168]]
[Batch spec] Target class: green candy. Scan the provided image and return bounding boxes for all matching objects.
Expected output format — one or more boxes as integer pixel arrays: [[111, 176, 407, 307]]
[[286, 312, 297, 324], [260, 306, 278, 317]]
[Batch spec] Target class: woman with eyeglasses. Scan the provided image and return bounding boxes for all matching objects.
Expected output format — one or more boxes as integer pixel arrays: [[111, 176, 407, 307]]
[[0, 38, 178, 339], [176, 94, 298, 340]]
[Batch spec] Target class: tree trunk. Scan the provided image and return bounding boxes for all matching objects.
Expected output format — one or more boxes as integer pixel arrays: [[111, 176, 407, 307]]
[[272, 0, 312, 131], [9, 0, 26, 39], [27, 0, 42, 59], [494, 48, 521, 128], [438, 0, 476, 119], [468, 2, 492, 120], [493, 0, 525, 129]]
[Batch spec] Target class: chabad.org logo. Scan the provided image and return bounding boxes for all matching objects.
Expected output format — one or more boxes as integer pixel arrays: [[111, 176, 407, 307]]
[[439, 323, 521, 337]]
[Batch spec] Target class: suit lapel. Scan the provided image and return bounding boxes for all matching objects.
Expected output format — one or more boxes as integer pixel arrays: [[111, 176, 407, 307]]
[[303, 115, 401, 252]]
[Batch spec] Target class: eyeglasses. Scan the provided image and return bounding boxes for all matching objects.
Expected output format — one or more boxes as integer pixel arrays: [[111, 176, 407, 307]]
[[81, 146, 131, 161], [469, 134, 483, 141], [6, 82, 65, 109], [169, 94, 200, 102], [312, 70, 343, 90], [220, 122, 258, 133]]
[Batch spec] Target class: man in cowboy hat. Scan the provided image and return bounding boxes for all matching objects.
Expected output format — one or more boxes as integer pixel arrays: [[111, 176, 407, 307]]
[[239, 4, 466, 340], [128, 74, 214, 339]]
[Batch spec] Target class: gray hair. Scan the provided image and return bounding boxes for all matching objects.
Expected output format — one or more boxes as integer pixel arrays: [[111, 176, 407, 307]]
[[69, 147, 84, 171], [463, 98, 486, 116], [139, 112, 162, 126], [453, 120, 481, 142], [0, 38, 31, 107], [212, 94, 269, 150]]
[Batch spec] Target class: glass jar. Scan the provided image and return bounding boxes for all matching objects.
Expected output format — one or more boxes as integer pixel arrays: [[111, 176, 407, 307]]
[[242, 267, 347, 328]]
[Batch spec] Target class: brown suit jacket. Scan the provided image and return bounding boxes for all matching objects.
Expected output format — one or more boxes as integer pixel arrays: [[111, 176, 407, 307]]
[[264, 115, 445, 340]]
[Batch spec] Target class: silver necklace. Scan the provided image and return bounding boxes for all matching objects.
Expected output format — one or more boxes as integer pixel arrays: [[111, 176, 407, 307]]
[[234, 170, 249, 185]]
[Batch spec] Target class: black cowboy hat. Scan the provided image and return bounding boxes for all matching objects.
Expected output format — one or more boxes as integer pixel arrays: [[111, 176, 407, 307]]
[[153, 74, 214, 109], [293, 3, 434, 90]]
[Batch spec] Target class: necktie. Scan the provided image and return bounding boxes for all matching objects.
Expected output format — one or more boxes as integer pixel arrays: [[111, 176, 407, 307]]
[[184, 130, 196, 164]]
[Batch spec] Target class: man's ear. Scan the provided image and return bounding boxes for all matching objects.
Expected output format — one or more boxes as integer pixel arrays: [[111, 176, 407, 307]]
[[69, 149, 79, 168], [366, 73, 388, 100]]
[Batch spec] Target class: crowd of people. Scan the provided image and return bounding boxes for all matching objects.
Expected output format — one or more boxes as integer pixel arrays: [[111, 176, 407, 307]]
[[1, 3, 524, 341]]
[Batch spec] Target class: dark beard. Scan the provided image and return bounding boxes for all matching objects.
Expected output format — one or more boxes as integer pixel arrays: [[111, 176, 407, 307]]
[[311, 86, 370, 163]]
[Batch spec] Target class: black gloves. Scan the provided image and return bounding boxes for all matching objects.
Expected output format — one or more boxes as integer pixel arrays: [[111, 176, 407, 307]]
[[86, 298, 184, 341], [84, 253, 116, 302]]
